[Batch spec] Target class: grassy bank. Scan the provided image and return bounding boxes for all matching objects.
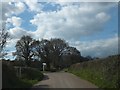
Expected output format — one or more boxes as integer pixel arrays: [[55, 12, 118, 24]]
[[68, 55, 120, 89]]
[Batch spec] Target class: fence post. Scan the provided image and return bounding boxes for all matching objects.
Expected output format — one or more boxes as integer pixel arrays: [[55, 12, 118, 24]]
[[19, 67, 21, 77]]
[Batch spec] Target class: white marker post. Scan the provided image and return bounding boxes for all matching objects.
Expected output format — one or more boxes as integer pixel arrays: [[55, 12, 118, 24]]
[[42, 63, 46, 71]]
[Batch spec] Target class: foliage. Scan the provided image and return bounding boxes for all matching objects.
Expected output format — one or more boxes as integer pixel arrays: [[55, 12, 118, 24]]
[[61, 46, 82, 68], [14, 35, 34, 67], [21, 67, 43, 81], [50, 38, 68, 69], [16, 36, 82, 70], [68, 55, 120, 89], [2, 61, 19, 88], [30, 60, 43, 70], [2, 60, 43, 88], [11, 60, 43, 70], [31, 39, 52, 70]]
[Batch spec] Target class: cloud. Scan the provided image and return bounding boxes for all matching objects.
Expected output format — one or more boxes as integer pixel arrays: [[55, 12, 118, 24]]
[[6, 16, 22, 27], [8, 27, 33, 39], [46, 0, 119, 2], [1, 1, 25, 28], [14, 2, 26, 14], [30, 2, 115, 40], [72, 35, 118, 57], [6, 39, 18, 51], [96, 12, 110, 23], [24, 0, 43, 12], [5, 50, 16, 60], [2, 2, 26, 17], [4, 2, 118, 59]]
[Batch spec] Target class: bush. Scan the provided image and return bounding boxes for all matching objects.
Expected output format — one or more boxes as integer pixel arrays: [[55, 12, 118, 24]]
[[2, 61, 21, 88], [21, 67, 44, 81], [2, 61, 44, 88]]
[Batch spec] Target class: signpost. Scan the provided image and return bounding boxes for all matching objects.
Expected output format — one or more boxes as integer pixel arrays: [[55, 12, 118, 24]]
[[42, 63, 46, 71]]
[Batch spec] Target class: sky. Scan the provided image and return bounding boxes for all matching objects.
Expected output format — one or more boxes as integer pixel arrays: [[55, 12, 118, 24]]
[[1, 0, 119, 60]]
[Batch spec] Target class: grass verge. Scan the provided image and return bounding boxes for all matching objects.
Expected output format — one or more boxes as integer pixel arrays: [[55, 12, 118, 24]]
[[68, 55, 120, 89]]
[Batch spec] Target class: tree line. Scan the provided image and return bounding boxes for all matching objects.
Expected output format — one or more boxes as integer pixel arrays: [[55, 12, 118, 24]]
[[13, 35, 87, 70], [0, 28, 92, 71]]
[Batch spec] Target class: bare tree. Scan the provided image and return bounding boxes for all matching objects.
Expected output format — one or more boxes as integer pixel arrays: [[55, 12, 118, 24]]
[[0, 29, 9, 58], [31, 38, 68, 70], [31, 39, 51, 70], [50, 38, 68, 69], [61, 47, 82, 68], [15, 35, 34, 66]]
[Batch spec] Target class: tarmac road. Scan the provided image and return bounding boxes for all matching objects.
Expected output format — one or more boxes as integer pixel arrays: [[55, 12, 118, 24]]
[[33, 72, 98, 88]]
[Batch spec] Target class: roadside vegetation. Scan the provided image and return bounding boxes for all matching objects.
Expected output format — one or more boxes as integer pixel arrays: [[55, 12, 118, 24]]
[[2, 35, 84, 88], [2, 60, 43, 88], [68, 55, 120, 89]]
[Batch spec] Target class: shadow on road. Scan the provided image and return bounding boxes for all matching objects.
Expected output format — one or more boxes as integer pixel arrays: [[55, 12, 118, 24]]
[[42, 74, 49, 81], [32, 74, 50, 89], [33, 84, 49, 88]]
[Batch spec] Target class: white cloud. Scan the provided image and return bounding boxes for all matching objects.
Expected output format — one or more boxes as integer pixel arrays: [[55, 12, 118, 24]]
[[47, 0, 119, 2], [72, 35, 118, 57], [6, 16, 22, 27], [8, 27, 33, 39], [14, 2, 26, 14], [4, 2, 118, 59], [2, 2, 26, 17], [1, 0, 119, 2], [5, 38, 18, 59], [5, 50, 16, 60], [96, 12, 110, 23], [1, 1, 25, 29], [24, 0, 43, 12], [30, 2, 115, 40], [6, 39, 18, 52]]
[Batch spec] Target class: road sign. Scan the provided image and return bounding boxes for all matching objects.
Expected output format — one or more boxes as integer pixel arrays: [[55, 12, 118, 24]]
[[43, 63, 46, 65]]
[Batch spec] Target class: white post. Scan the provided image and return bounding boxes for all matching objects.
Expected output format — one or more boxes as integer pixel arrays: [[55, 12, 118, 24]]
[[43, 65, 44, 71], [42, 63, 46, 71]]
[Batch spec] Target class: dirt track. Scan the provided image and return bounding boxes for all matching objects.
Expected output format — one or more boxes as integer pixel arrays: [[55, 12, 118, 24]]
[[33, 72, 98, 88]]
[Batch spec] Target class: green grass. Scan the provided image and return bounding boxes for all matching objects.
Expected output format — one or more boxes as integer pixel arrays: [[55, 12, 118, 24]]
[[18, 68, 44, 88], [68, 55, 120, 89], [69, 69, 115, 88], [18, 79, 38, 88]]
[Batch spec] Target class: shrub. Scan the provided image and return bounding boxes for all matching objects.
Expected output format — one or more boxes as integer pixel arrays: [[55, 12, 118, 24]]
[[2, 61, 20, 88], [2, 61, 44, 88], [21, 67, 44, 81]]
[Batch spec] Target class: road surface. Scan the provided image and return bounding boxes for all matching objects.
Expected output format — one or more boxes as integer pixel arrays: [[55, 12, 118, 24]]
[[33, 72, 98, 88]]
